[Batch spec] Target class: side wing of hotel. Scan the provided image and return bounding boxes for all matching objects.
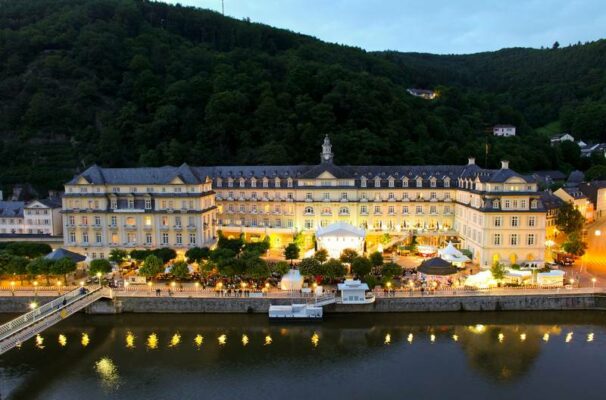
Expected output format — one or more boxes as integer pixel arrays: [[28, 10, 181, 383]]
[[62, 136, 552, 268]]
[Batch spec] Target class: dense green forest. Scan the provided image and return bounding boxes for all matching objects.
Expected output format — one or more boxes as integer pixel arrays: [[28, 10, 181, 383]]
[[1, 0, 605, 194]]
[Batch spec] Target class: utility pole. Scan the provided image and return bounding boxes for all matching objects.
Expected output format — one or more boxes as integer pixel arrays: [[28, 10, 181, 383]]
[[222, 0, 224, 15]]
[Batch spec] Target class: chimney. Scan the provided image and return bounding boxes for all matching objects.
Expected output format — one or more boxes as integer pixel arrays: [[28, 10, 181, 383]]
[[501, 160, 509, 169], [467, 157, 475, 165]]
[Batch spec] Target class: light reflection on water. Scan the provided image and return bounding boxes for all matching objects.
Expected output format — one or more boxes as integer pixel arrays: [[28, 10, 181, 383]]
[[3, 312, 606, 400]]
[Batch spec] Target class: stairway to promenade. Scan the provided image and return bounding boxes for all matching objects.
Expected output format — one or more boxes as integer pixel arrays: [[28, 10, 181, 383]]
[[0, 286, 108, 355]]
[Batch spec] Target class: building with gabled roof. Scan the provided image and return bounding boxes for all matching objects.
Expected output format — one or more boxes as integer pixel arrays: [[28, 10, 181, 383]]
[[64, 136, 548, 268]]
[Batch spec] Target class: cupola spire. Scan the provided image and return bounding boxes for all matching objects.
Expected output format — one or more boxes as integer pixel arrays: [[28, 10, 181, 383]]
[[321, 134, 334, 163]]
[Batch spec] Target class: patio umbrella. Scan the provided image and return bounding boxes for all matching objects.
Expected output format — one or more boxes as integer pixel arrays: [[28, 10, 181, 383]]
[[417, 257, 457, 276]]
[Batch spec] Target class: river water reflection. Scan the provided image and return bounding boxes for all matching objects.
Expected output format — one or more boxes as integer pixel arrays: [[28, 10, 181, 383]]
[[1, 311, 606, 399]]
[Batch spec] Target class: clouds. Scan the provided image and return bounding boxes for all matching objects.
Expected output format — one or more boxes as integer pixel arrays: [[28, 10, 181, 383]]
[[162, 0, 605, 53]]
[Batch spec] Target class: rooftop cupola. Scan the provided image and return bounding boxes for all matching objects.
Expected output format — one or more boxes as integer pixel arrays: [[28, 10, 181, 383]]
[[321, 134, 334, 164], [501, 160, 510, 169]]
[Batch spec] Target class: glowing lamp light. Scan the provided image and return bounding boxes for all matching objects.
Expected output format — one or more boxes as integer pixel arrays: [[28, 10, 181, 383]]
[[29, 301, 38, 310], [595, 230, 602, 237]]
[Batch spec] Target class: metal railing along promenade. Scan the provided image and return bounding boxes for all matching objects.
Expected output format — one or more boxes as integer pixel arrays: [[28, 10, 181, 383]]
[[0, 286, 106, 355]]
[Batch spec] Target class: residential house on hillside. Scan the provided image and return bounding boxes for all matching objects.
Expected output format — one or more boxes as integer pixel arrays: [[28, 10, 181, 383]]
[[493, 125, 516, 137], [565, 170, 585, 187], [0, 199, 63, 236], [550, 133, 574, 146], [532, 170, 567, 188], [580, 142, 606, 158], [579, 181, 606, 219], [406, 88, 436, 99], [554, 186, 594, 223]]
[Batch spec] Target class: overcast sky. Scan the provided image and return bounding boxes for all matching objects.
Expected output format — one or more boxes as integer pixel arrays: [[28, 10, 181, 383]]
[[161, 0, 605, 54]]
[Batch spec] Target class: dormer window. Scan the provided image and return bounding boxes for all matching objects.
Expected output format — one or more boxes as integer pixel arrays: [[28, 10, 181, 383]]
[[287, 178, 293, 188], [361, 176, 367, 188], [275, 177, 281, 188], [430, 178, 437, 188], [416, 178, 422, 188], [493, 199, 500, 209], [374, 177, 381, 188], [262, 178, 268, 188], [402, 178, 408, 188], [444, 177, 450, 188], [388, 178, 394, 188], [239, 178, 245, 188], [228, 178, 234, 188], [216, 178, 222, 187], [251, 178, 257, 188], [531, 199, 538, 209]]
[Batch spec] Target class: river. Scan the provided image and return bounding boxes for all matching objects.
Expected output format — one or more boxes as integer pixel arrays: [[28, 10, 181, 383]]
[[1, 311, 606, 399]]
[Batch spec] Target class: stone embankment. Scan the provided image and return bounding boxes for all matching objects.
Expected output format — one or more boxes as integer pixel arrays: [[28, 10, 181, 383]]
[[2, 293, 606, 315]]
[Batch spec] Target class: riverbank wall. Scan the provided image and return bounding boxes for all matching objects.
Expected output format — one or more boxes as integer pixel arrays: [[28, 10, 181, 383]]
[[2, 293, 606, 315]]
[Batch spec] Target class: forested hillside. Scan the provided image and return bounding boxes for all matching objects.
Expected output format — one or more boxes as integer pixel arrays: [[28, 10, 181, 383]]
[[1, 0, 605, 193]]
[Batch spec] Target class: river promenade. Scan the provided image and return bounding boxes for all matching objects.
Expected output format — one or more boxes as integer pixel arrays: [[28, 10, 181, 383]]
[[1, 284, 606, 314]]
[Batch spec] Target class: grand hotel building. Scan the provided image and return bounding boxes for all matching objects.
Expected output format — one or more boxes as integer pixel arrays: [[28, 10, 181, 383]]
[[63, 136, 548, 268]]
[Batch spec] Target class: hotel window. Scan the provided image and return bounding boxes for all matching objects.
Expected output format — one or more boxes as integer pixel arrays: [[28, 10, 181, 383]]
[[82, 232, 89, 243], [69, 232, 76, 243], [111, 233, 118, 244], [430, 179, 436, 188], [527, 234, 535, 246], [287, 178, 293, 188], [228, 178, 233, 188], [361, 205, 368, 214], [416, 178, 422, 188], [340, 207, 350, 215], [323, 193, 330, 201], [374, 178, 381, 188], [126, 217, 135, 226], [388, 192, 395, 201], [188, 216, 195, 226], [145, 216, 152, 226], [276, 219, 282, 227], [239, 178, 245, 188], [112, 187, 119, 193], [430, 205, 437, 214], [68, 215, 75, 225], [374, 206, 381, 214], [511, 216, 519, 227], [110, 199, 117, 209], [287, 193, 293, 200], [189, 233, 196, 244], [416, 206, 423, 214], [251, 178, 257, 188], [320, 220, 328, 227], [512, 200, 518, 209], [306, 193, 313, 201], [127, 232, 136, 243], [111, 216, 117, 226], [162, 233, 169, 245], [402, 206, 409, 214], [531, 200, 538, 209], [128, 199, 134, 209], [520, 200, 526, 209], [492, 199, 500, 209], [430, 192, 436, 200], [161, 216, 169, 226], [444, 206, 451, 214], [251, 192, 257, 200], [305, 220, 313, 229], [146, 233, 152, 244], [341, 193, 348, 201], [82, 216, 88, 225], [388, 206, 395, 215], [239, 205, 245, 213], [528, 216, 536, 227], [216, 178, 222, 187], [161, 200, 167, 209], [175, 216, 182, 227], [287, 220, 293, 228], [95, 216, 101, 225], [504, 200, 510, 209], [176, 233, 182, 245], [388, 179, 394, 188], [361, 177, 367, 188], [94, 200, 100, 209], [275, 178, 281, 188], [494, 217, 502, 227], [444, 178, 450, 188], [510, 234, 518, 246], [402, 179, 408, 188], [304, 207, 314, 215], [493, 234, 501, 246]]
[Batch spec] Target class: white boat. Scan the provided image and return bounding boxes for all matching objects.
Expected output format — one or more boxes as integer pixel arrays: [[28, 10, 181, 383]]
[[337, 279, 376, 304], [268, 304, 323, 320]]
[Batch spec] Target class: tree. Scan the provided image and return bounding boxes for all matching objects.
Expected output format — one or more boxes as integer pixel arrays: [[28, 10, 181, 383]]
[[555, 202, 585, 235], [51, 257, 77, 284], [351, 256, 372, 277], [6, 255, 29, 284], [491, 262, 507, 281], [130, 249, 152, 262], [298, 257, 321, 276], [284, 243, 300, 265], [381, 262, 402, 278], [272, 261, 290, 275], [209, 248, 236, 262], [339, 248, 358, 264], [217, 231, 244, 254], [4, 242, 52, 258], [552, 41, 560, 49], [323, 258, 346, 280], [313, 249, 328, 263], [243, 254, 269, 279], [153, 248, 177, 263], [89, 259, 112, 275], [139, 255, 164, 279], [170, 261, 190, 280], [585, 165, 606, 181], [26, 257, 54, 285], [185, 247, 210, 263], [369, 251, 384, 268], [562, 232, 588, 256], [109, 249, 128, 264]]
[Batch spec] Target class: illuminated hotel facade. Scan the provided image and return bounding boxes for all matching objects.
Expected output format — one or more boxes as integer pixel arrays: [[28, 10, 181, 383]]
[[63, 136, 548, 268]]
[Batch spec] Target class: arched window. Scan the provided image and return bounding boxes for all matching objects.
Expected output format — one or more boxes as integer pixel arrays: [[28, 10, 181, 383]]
[[304, 207, 314, 215], [339, 207, 349, 215], [493, 199, 500, 209]]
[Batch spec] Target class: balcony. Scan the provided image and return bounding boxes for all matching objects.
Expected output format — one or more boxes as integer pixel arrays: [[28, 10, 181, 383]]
[[92, 224, 102, 230], [143, 224, 153, 230], [401, 197, 409, 202], [388, 198, 396, 202], [303, 212, 314, 216], [360, 211, 369, 216], [173, 225, 183, 230], [123, 224, 137, 230], [160, 225, 169, 230], [187, 224, 197, 230], [360, 198, 368, 203]]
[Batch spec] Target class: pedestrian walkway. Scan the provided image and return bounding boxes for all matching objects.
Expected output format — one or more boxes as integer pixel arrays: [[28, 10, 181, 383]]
[[0, 286, 108, 355]]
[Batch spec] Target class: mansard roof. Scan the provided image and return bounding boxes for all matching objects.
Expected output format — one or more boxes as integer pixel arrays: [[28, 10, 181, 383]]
[[68, 163, 212, 185], [0, 201, 24, 218]]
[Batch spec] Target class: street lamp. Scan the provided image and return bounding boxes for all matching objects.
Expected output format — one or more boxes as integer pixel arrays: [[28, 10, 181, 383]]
[[29, 301, 38, 310], [33, 280, 38, 296], [570, 278, 575, 287], [10, 281, 15, 296], [592, 277, 597, 289], [96, 272, 102, 286], [148, 281, 153, 293], [595, 230, 602, 237], [194, 282, 200, 292]]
